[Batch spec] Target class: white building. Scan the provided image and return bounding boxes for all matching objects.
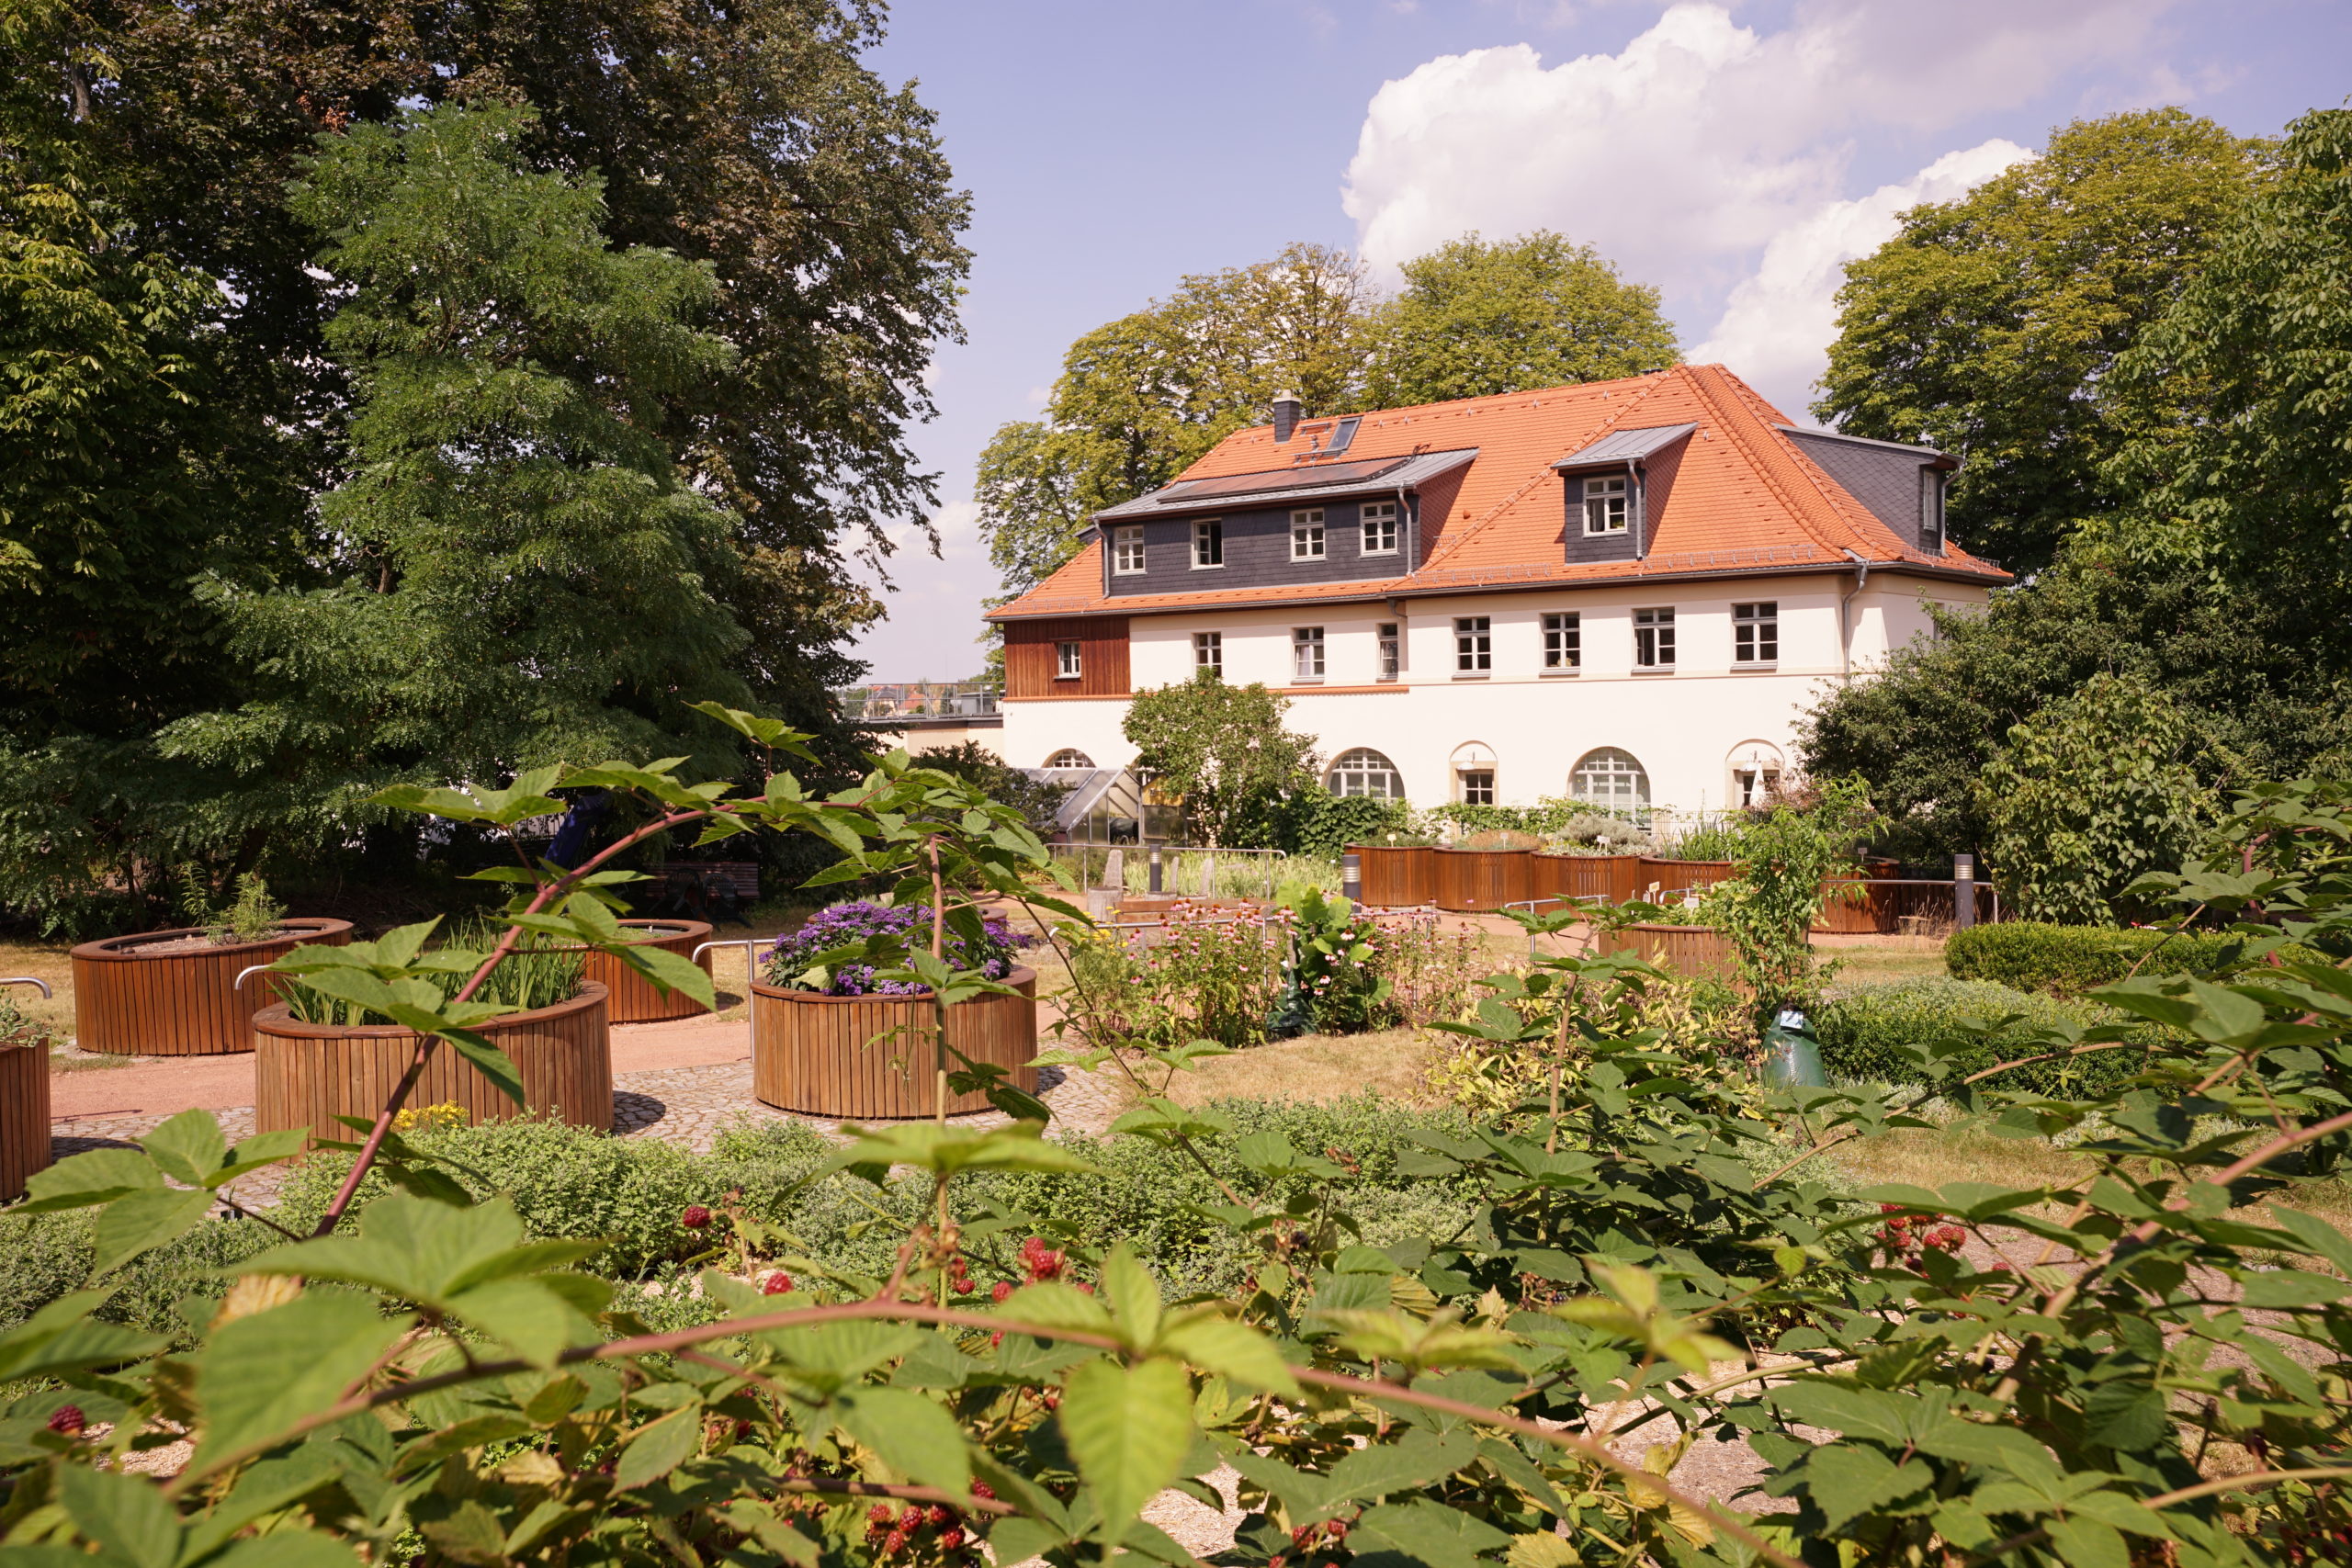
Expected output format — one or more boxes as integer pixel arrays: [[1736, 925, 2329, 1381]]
[[986, 364, 2006, 819]]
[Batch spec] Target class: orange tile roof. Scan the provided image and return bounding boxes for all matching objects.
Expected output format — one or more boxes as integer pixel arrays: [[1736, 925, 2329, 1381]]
[[988, 365, 2004, 621]]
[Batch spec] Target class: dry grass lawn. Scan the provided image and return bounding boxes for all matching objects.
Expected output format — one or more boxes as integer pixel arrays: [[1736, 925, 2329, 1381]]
[[1817, 940, 1951, 987], [1151, 1028, 1438, 1110]]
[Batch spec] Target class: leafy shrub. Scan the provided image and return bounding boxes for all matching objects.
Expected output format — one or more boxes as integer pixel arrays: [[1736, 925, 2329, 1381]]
[[1065, 908, 1287, 1050], [1944, 919, 2304, 997], [1286, 792, 1411, 861], [0, 994, 46, 1050], [177, 870, 288, 945], [0, 1207, 279, 1344], [1814, 977, 2162, 1095]]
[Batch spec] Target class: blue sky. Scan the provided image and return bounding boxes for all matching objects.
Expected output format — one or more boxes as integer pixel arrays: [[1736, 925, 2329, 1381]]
[[846, 0, 2352, 682]]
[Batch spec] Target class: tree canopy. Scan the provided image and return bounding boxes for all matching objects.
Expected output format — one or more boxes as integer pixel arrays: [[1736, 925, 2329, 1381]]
[[1358, 231, 1679, 409], [1122, 673, 1319, 849], [1815, 109, 2265, 575]]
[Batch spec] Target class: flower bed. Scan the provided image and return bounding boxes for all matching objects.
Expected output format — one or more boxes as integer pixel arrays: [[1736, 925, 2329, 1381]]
[[749, 968, 1038, 1119], [762, 902, 1030, 997], [252, 983, 612, 1145], [71, 919, 355, 1055]]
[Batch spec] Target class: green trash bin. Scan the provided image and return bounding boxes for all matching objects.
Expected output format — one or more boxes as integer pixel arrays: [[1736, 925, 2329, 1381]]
[[1763, 1008, 1826, 1089]]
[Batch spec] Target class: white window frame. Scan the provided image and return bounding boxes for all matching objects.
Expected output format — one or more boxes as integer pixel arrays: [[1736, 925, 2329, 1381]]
[[1542, 611, 1580, 671], [1584, 475, 1629, 536], [1453, 615, 1491, 675], [1921, 469, 1946, 551], [1290, 508, 1327, 561], [1633, 607, 1675, 670], [1193, 630, 1222, 676], [1328, 748, 1404, 800], [1292, 626, 1325, 682], [1112, 525, 1146, 575], [1457, 769, 1496, 807], [1045, 749, 1094, 770], [1056, 641, 1082, 680], [1192, 518, 1224, 569], [1360, 501, 1399, 557], [1570, 748, 1650, 814], [1733, 602, 1779, 666], [1376, 622, 1401, 681]]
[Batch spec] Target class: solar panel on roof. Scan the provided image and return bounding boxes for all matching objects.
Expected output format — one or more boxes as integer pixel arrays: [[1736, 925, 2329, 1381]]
[[1158, 455, 1407, 502]]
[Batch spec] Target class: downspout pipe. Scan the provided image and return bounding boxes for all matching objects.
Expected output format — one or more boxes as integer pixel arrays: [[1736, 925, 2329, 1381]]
[[1628, 458, 1645, 558], [1397, 484, 1415, 570], [1838, 549, 1871, 682]]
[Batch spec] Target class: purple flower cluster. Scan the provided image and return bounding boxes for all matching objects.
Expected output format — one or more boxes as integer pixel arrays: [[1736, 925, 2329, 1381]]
[[762, 901, 1034, 997]]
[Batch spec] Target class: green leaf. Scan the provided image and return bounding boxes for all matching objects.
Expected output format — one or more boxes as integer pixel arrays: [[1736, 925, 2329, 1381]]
[[1351, 1499, 1511, 1568], [614, 1405, 704, 1491], [136, 1111, 228, 1188], [996, 1281, 1114, 1337], [824, 1121, 1096, 1178], [1803, 1445, 1929, 1533], [833, 1386, 973, 1496], [200, 1532, 367, 1568], [2235, 1268, 2352, 1307], [1327, 1428, 1481, 1507], [56, 1467, 179, 1568], [1100, 1244, 1162, 1348], [17, 1148, 165, 1213], [193, 1292, 413, 1473], [1058, 1357, 1193, 1549], [1154, 1314, 1298, 1395], [624, 943, 718, 1011], [91, 1189, 214, 1276], [2044, 1516, 2129, 1568], [1767, 1381, 1913, 1444]]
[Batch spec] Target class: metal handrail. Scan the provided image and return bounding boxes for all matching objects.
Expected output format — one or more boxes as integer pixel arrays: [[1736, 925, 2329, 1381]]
[[0, 976, 51, 998], [695, 939, 765, 1057]]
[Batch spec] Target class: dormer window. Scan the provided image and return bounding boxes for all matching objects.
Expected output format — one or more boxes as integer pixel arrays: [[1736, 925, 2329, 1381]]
[[1584, 476, 1629, 535], [1192, 518, 1223, 568], [1361, 501, 1398, 556], [1112, 525, 1145, 575], [1921, 470, 1946, 551], [1291, 509, 1326, 560]]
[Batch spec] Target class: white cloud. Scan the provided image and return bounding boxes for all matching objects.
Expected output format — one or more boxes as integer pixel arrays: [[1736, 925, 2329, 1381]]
[[1690, 138, 2032, 418], [1341, 0, 2179, 407]]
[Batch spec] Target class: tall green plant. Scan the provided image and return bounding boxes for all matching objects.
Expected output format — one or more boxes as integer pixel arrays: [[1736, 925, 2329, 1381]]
[[1122, 671, 1317, 848], [1706, 779, 1872, 1014]]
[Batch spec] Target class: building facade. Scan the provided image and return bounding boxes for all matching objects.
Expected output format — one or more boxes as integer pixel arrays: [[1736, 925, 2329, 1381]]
[[985, 364, 2007, 818]]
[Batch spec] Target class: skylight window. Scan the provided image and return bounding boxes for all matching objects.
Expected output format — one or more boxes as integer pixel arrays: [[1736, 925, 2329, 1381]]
[[1326, 416, 1362, 455]]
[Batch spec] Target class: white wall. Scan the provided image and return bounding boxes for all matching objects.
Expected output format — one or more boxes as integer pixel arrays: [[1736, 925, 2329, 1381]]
[[1000, 573, 1987, 813]]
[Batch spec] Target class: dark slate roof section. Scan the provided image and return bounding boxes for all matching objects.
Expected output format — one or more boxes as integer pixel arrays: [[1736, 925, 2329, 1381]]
[[1772, 424, 1959, 469], [1091, 447, 1480, 521], [1549, 423, 1698, 471]]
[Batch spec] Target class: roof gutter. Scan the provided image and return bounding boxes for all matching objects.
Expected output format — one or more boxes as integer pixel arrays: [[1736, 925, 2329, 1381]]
[[1838, 550, 1871, 683]]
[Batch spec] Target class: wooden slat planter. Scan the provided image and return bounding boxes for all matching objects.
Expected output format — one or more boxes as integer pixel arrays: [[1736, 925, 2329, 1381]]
[[1529, 854, 1577, 911], [1634, 858, 1740, 901], [1559, 854, 1644, 905], [1600, 923, 1740, 983], [73, 919, 355, 1056], [0, 1044, 48, 1202], [1434, 849, 1533, 912], [1351, 845, 1434, 908], [578, 919, 713, 1023], [1813, 879, 1882, 934], [252, 983, 612, 1146], [750, 967, 1038, 1120]]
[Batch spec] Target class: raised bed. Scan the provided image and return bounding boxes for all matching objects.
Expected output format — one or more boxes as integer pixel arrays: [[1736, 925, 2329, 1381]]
[[252, 982, 612, 1146], [1350, 845, 1434, 908], [0, 1043, 47, 1202], [750, 967, 1038, 1120], [578, 919, 713, 1023], [73, 919, 355, 1056], [1434, 848, 1533, 913], [1600, 923, 1740, 983], [1813, 879, 1882, 934], [1634, 858, 1740, 902]]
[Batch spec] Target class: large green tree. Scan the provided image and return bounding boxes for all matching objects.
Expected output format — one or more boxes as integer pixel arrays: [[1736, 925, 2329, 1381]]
[[160, 104, 755, 836], [2107, 106, 2352, 630], [1123, 672, 1320, 849], [1356, 231, 1679, 409], [1815, 108, 2265, 575], [977, 243, 1374, 601]]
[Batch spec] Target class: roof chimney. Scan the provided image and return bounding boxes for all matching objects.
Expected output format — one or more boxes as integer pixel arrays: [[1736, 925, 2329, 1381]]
[[1272, 391, 1303, 443]]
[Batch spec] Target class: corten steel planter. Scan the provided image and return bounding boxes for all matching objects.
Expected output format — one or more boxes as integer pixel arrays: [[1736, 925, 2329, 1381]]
[[252, 982, 612, 1147], [0, 1044, 48, 1202], [1600, 923, 1740, 984], [1349, 845, 1435, 908], [73, 919, 355, 1056], [1434, 848, 1533, 913], [750, 967, 1038, 1120], [1634, 858, 1740, 901], [574, 919, 713, 1023]]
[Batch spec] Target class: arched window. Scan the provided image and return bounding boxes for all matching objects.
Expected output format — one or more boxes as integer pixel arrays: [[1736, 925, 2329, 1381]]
[[1726, 740, 1785, 808], [1450, 742, 1496, 807], [1043, 749, 1094, 770], [1570, 748, 1650, 814], [1327, 748, 1404, 800]]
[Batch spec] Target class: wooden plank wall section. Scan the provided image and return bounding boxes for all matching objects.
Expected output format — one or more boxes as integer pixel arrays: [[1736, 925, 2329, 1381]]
[[1002, 617, 1130, 699], [750, 969, 1037, 1119], [1352, 845, 1434, 908], [253, 984, 613, 1146], [0, 1045, 49, 1201]]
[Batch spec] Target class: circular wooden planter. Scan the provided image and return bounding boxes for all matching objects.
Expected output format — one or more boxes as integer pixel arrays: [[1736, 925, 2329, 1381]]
[[577, 919, 713, 1023], [1600, 923, 1740, 983], [1349, 845, 1434, 908], [1, 1043, 49, 1202], [72, 919, 355, 1056], [1434, 848, 1532, 912], [1562, 854, 1644, 905], [1635, 858, 1740, 901], [750, 967, 1039, 1120], [1813, 879, 1882, 934], [252, 983, 612, 1146]]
